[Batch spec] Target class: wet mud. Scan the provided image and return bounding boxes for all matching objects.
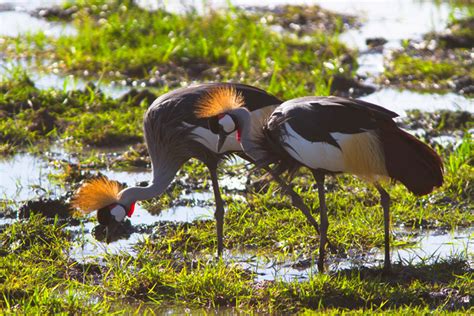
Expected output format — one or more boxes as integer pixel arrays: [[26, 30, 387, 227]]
[[0, 2, 472, 312], [438, 17, 474, 49], [245, 4, 357, 35], [18, 197, 74, 221], [382, 15, 474, 95]]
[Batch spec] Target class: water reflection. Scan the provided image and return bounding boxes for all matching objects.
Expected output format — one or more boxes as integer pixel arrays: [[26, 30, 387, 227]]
[[0, 10, 75, 37], [0, 0, 65, 11], [0, 153, 59, 200], [231, 228, 473, 282], [361, 88, 473, 116], [315, 0, 453, 50]]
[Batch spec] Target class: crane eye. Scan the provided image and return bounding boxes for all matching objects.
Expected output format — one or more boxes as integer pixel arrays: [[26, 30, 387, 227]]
[[208, 117, 220, 134]]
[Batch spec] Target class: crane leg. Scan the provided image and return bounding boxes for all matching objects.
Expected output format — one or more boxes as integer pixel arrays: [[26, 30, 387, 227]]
[[375, 184, 391, 273], [263, 167, 337, 262], [209, 165, 225, 257], [313, 172, 328, 273], [263, 167, 320, 234]]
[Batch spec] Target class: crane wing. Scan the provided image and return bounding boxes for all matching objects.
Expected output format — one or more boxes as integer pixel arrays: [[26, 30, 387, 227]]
[[268, 96, 398, 145]]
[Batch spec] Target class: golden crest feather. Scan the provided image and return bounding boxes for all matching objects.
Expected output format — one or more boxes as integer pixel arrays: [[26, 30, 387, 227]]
[[71, 177, 123, 214], [195, 86, 244, 118]]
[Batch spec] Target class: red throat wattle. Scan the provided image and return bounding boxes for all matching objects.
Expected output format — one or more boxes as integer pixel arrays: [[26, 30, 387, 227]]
[[127, 202, 136, 217], [236, 129, 241, 142]]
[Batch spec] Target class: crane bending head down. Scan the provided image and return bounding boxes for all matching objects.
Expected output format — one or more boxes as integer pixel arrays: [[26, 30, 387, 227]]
[[71, 177, 133, 229], [71, 83, 283, 248]]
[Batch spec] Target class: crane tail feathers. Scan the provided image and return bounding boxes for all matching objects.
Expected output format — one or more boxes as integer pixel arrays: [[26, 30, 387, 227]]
[[381, 126, 444, 196]]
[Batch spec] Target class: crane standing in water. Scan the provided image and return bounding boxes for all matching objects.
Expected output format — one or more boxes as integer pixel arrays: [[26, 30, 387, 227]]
[[73, 83, 282, 253], [197, 89, 443, 272]]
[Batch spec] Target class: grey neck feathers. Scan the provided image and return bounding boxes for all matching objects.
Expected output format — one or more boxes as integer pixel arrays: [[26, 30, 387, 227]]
[[118, 163, 180, 207], [231, 107, 265, 162]]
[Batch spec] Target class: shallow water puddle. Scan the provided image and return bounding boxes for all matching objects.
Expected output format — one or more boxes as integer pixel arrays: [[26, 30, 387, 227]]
[[69, 221, 144, 263], [0, 59, 131, 99], [360, 88, 474, 116], [314, 0, 473, 114], [230, 228, 473, 281], [64, 185, 216, 263], [0, 148, 220, 224], [132, 201, 214, 226], [152, 205, 213, 222], [66, 173, 217, 262], [100, 169, 214, 221], [135, 0, 324, 13], [431, 135, 465, 148], [0, 153, 60, 200], [314, 0, 453, 51], [34, 72, 130, 98], [356, 52, 385, 79], [390, 228, 473, 265], [0, 0, 65, 11], [221, 174, 247, 191], [229, 251, 317, 282], [0, 10, 75, 37], [69, 202, 214, 263]]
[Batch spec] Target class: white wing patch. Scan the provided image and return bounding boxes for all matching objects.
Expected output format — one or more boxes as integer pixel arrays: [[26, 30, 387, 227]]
[[282, 123, 345, 172], [282, 123, 388, 181]]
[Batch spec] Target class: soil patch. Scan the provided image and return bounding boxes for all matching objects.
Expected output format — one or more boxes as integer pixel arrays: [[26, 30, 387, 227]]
[[382, 16, 474, 95], [245, 4, 357, 36], [19, 198, 78, 224]]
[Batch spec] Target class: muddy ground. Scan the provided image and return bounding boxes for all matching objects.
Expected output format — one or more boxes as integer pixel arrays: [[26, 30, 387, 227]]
[[0, 0, 472, 314]]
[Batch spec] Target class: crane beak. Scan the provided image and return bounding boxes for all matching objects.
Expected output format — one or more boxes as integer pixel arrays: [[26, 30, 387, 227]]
[[217, 130, 227, 153], [105, 220, 121, 243]]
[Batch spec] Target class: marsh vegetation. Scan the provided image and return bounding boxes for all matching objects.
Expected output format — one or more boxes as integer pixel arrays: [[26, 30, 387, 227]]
[[0, 0, 472, 313]]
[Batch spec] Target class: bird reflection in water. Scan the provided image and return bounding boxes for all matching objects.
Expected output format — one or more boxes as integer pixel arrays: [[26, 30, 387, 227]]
[[93, 208, 133, 243]]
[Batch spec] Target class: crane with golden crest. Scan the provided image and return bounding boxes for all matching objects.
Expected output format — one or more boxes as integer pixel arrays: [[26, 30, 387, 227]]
[[73, 83, 283, 252], [196, 89, 444, 273]]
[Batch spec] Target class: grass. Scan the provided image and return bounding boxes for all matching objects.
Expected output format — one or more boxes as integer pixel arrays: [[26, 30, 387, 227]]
[[382, 3, 474, 95], [0, 0, 473, 313], [0, 0, 355, 152], [383, 52, 472, 94], [0, 214, 471, 313], [0, 69, 144, 148], [138, 135, 473, 257], [386, 54, 456, 83], [0, 129, 470, 313], [1, 0, 352, 99]]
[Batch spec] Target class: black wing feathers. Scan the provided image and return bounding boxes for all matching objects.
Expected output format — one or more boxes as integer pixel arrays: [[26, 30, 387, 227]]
[[278, 96, 397, 144], [151, 82, 282, 128]]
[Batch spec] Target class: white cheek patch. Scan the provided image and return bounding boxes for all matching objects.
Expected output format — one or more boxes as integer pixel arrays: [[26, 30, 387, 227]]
[[187, 124, 242, 153], [219, 115, 235, 133], [110, 205, 126, 222]]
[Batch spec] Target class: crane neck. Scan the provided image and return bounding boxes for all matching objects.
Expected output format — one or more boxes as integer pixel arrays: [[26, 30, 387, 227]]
[[231, 107, 265, 162], [118, 162, 181, 209]]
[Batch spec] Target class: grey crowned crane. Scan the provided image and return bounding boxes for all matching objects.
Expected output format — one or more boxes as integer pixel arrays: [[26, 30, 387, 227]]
[[72, 83, 282, 254], [197, 90, 444, 273]]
